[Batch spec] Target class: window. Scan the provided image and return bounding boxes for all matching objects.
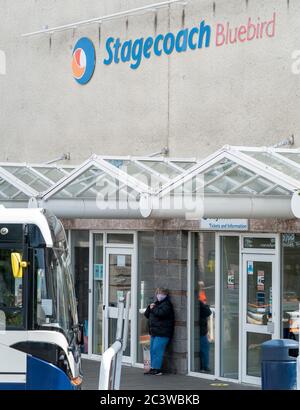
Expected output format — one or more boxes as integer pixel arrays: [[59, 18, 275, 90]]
[[220, 236, 239, 379], [93, 233, 103, 355], [0, 247, 24, 329], [190, 232, 215, 375], [137, 232, 155, 364], [107, 233, 134, 244], [71, 230, 90, 353], [282, 234, 300, 341], [243, 237, 275, 249], [35, 247, 76, 342]]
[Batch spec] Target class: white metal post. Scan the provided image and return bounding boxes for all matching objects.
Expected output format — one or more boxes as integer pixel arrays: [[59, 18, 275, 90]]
[[122, 292, 131, 353], [112, 296, 125, 389], [98, 292, 131, 390]]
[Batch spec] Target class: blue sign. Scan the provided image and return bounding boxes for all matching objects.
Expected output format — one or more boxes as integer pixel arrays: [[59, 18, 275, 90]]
[[94, 264, 103, 280], [247, 261, 253, 275]]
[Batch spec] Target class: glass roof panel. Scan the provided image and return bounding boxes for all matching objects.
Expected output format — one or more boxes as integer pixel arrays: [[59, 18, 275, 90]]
[[0, 178, 29, 200], [204, 158, 235, 179], [101, 180, 140, 201], [138, 160, 180, 178], [209, 176, 239, 193], [172, 161, 196, 170], [11, 192, 29, 200], [167, 157, 292, 197], [34, 167, 72, 183], [169, 175, 204, 195], [279, 152, 300, 165], [52, 166, 140, 200], [205, 160, 292, 195], [104, 159, 164, 190], [242, 151, 300, 181], [234, 177, 274, 195], [2, 166, 51, 191], [52, 167, 104, 198]]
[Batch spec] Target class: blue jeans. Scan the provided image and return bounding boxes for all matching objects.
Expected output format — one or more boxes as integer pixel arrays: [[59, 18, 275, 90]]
[[150, 336, 170, 370], [200, 335, 210, 370]]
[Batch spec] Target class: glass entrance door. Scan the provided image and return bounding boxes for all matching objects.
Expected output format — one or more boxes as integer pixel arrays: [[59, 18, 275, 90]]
[[242, 253, 279, 384], [104, 248, 133, 362]]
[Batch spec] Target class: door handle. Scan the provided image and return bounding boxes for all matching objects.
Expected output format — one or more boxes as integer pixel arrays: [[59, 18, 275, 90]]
[[103, 305, 105, 311]]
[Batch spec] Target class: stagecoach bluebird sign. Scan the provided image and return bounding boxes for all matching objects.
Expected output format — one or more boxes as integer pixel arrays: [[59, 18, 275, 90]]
[[72, 13, 276, 83]]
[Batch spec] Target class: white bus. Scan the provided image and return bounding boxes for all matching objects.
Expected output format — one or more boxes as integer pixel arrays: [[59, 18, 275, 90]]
[[0, 207, 83, 390]]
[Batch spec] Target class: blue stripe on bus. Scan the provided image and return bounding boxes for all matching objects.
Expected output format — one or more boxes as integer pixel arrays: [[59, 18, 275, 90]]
[[0, 383, 26, 390], [0, 357, 76, 390], [27, 355, 75, 390]]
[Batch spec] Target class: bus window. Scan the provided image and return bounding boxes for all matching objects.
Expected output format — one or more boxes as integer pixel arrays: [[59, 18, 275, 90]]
[[0, 248, 24, 328], [34, 247, 76, 342]]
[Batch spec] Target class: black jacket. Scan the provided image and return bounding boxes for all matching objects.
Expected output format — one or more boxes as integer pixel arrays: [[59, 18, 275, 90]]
[[199, 300, 212, 336], [144, 296, 175, 338]]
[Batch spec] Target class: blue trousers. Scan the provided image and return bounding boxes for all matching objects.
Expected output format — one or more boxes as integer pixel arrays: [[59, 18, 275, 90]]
[[150, 336, 170, 370], [200, 335, 210, 369]]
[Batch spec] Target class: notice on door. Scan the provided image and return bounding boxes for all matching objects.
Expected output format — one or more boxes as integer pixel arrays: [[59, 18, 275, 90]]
[[257, 270, 265, 291], [117, 255, 126, 267], [227, 270, 235, 289], [247, 261, 253, 275], [94, 264, 103, 280]]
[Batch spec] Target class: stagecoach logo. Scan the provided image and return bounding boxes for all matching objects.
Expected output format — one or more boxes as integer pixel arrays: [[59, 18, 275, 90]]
[[72, 37, 96, 85], [0, 227, 8, 235]]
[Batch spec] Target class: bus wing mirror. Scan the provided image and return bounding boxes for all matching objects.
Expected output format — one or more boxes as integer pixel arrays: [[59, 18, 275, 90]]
[[11, 253, 28, 278]]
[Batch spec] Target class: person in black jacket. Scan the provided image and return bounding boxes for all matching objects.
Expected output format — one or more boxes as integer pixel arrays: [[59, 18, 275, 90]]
[[199, 299, 212, 372], [144, 288, 174, 375]]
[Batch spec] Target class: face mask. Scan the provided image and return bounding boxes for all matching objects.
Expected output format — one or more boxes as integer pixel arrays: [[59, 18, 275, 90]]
[[156, 294, 167, 302]]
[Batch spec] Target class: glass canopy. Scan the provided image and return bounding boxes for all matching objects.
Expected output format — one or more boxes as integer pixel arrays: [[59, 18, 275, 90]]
[[0, 163, 73, 202], [0, 147, 299, 207], [168, 158, 291, 197], [158, 147, 300, 199], [42, 156, 197, 201]]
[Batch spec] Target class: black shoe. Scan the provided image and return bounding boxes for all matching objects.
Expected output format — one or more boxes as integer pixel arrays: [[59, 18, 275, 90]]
[[203, 367, 211, 372], [144, 368, 155, 375], [152, 369, 163, 376]]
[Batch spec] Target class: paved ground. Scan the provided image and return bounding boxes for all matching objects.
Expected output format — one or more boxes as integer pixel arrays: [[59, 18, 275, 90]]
[[82, 359, 259, 390]]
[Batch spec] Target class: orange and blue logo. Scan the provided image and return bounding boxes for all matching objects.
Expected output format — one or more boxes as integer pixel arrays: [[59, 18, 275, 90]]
[[72, 37, 95, 85]]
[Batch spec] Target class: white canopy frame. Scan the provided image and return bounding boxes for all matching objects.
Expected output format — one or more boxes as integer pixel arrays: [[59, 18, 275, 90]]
[[0, 146, 300, 219]]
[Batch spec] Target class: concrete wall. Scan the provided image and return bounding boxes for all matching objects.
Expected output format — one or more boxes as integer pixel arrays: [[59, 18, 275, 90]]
[[0, 0, 299, 163]]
